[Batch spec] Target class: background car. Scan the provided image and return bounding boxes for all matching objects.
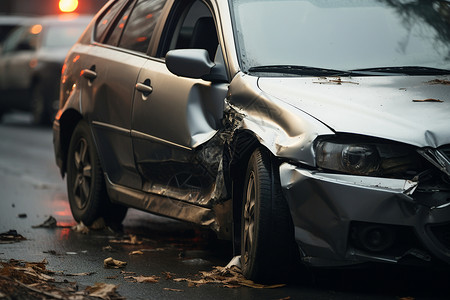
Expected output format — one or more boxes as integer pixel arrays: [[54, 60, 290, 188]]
[[53, 0, 450, 283], [0, 15, 29, 45], [0, 15, 92, 124]]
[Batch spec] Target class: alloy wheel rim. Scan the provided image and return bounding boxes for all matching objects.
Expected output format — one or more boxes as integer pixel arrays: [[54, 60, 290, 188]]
[[243, 171, 256, 265], [72, 137, 92, 210]]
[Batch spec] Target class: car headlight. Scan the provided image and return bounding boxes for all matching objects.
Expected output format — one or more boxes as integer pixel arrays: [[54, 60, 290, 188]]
[[315, 138, 419, 177]]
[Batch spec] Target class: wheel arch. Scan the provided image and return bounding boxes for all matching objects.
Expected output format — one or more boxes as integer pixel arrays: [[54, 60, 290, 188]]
[[229, 129, 273, 255], [58, 109, 83, 175]]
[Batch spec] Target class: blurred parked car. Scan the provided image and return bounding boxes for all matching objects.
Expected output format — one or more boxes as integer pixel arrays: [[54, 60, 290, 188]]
[[0, 15, 29, 45], [53, 0, 450, 283], [0, 15, 92, 124]]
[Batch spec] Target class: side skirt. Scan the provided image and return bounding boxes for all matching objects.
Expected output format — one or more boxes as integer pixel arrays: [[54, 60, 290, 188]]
[[104, 174, 217, 228]]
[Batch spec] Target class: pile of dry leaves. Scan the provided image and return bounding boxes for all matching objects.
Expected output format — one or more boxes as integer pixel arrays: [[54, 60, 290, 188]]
[[0, 259, 123, 300]]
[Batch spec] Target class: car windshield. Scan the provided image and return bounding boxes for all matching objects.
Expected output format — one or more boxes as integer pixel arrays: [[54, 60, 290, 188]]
[[42, 24, 85, 48], [229, 0, 450, 75]]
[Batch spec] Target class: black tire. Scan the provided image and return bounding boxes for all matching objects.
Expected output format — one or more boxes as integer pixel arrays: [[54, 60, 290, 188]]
[[66, 120, 127, 226], [241, 147, 296, 283], [31, 83, 49, 125]]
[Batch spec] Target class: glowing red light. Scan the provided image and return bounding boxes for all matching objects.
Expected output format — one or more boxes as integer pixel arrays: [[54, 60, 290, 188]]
[[59, 0, 78, 13]]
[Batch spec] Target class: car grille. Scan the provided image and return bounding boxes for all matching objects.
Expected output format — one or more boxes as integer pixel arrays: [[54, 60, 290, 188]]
[[429, 223, 450, 251]]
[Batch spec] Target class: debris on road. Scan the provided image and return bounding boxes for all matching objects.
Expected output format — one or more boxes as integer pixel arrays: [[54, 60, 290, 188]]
[[32, 216, 57, 228], [72, 222, 90, 234], [110, 234, 142, 245], [0, 230, 26, 244], [426, 79, 450, 85], [163, 271, 175, 280], [0, 259, 124, 299], [17, 213, 27, 218], [173, 264, 286, 289], [124, 275, 160, 283], [104, 257, 127, 269], [172, 257, 285, 289], [129, 250, 144, 255], [65, 272, 96, 277], [85, 282, 124, 300], [103, 245, 113, 251], [163, 287, 183, 292]]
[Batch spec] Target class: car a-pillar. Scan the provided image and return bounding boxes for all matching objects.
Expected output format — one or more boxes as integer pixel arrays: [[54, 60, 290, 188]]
[[229, 130, 299, 283]]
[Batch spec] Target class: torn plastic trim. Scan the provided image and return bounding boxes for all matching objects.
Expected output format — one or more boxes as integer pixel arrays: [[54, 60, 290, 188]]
[[280, 163, 419, 197], [347, 247, 432, 264]]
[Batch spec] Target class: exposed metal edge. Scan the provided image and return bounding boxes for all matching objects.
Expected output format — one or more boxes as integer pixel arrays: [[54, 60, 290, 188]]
[[104, 175, 215, 227], [91, 120, 130, 135], [131, 130, 192, 151]]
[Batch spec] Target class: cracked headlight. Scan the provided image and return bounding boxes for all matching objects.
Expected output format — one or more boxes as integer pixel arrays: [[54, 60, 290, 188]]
[[314, 138, 421, 177], [315, 140, 380, 175]]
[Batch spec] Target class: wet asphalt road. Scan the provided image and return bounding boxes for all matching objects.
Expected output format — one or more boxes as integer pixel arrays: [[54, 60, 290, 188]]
[[0, 112, 449, 300]]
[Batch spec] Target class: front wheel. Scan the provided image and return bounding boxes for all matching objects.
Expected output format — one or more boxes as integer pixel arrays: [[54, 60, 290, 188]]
[[66, 120, 127, 226], [241, 147, 296, 283], [31, 83, 50, 125]]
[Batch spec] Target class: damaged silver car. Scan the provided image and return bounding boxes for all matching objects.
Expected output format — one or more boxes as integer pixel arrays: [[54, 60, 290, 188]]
[[53, 0, 450, 282]]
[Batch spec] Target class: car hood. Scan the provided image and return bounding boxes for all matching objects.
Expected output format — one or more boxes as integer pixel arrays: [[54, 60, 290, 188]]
[[258, 75, 450, 148]]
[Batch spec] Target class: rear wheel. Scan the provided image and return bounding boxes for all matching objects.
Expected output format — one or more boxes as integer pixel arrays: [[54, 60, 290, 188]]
[[66, 120, 127, 226], [241, 147, 296, 283]]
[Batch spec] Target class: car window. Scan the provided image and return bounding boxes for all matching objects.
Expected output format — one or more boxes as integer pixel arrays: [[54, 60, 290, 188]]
[[161, 0, 217, 59], [104, 2, 135, 46], [95, 0, 128, 42], [1, 26, 37, 53], [118, 0, 166, 53]]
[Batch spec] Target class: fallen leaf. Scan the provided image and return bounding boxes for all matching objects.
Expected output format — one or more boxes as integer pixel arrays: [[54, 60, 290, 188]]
[[163, 271, 175, 280], [426, 79, 450, 85], [102, 245, 114, 252], [72, 222, 89, 234], [173, 265, 286, 289], [103, 257, 127, 269], [85, 282, 120, 299], [120, 270, 136, 275], [0, 230, 26, 243], [129, 250, 144, 255], [163, 288, 183, 292], [110, 234, 142, 245], [412, 98, 443, 103], [125, 275, 160, 283], [32, 216, 57, 228], [65, 272, 96, 276]]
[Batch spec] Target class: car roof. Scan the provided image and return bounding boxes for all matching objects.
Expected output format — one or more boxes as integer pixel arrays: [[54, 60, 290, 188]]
[[18, 14, 93, 27], [0, 15, 31, 25]]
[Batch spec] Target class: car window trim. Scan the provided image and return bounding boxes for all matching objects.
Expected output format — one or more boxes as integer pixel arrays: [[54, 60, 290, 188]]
[[146, 0, 174, 57], [94, 0, 130, 44]]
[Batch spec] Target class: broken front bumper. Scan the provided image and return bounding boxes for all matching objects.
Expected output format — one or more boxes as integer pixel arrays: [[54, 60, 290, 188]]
[[279, 163, 450, 267]]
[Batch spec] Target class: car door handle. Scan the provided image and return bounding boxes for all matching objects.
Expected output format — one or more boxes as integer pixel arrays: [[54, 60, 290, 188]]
[[135, 81, 153, 95], [81, 69, 97, 80]]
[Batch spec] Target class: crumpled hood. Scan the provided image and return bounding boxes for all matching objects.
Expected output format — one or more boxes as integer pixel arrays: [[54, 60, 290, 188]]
[[258, 76, 450, 148]]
